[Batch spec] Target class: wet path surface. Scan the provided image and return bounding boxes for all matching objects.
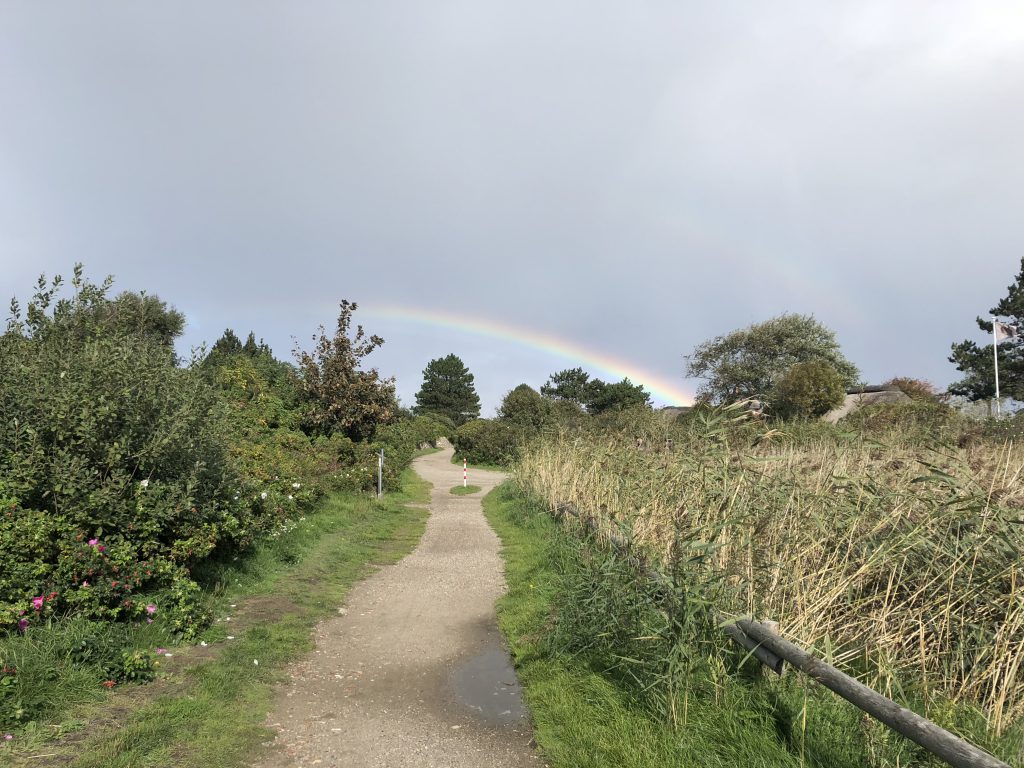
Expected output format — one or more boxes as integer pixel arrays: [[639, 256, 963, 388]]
[[256, 447, 540, 768]]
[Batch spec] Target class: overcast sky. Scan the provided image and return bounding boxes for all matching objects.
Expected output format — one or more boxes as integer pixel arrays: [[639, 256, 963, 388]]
[[2, 2, 1023, 414]]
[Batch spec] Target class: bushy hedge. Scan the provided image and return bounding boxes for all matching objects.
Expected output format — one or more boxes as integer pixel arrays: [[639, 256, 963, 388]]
[[0, 326, 243, 636], [840, 400, 967, 444], [454, 419, 521, 465], [0, 270, 414, 640]]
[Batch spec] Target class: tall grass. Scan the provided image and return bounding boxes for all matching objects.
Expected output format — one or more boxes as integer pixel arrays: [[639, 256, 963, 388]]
[[515, 407, 1024, 736]]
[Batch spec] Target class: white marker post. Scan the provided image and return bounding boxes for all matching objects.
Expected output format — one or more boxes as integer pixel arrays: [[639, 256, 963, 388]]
[[377, 449, 384, 498], [463, 457, 467, 488], [994, 317, 1002, 417]]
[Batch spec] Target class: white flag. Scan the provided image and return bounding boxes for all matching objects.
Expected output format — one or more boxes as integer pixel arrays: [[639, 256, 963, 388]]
[[994, 321, 1019, 342]]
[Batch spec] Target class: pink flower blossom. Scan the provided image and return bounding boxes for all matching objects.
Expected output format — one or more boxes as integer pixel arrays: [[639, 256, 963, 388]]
[[3, 733, 12, 740], [81, 580, 89, 587], [31, 596, 43, 611], [16, 619, 28, 633], [155, 647, 167, 655], [145, 603, 157, 615], [88, 538, 98, 546]]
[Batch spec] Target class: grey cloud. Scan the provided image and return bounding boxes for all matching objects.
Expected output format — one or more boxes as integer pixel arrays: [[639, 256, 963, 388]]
[[2, 1, 1022, 412]]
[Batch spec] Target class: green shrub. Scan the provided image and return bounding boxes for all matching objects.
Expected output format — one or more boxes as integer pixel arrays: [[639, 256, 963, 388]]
[[771, 361, 845, 419], [454, 419, 520, 465], [978, 410, 1024, 442], [883, 376, 943, 403], [1, 271, 243, 635], [841, 400, 966, 443], [497, 384, 552, 431], [0, 329, 240, 631]]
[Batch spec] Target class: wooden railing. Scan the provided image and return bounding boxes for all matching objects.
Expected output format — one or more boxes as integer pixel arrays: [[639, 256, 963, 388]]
[[552, 501, 1010, 768]]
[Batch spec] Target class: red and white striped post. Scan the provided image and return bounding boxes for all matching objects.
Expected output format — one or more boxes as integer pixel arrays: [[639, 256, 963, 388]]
[[463, 457, 467, 487]]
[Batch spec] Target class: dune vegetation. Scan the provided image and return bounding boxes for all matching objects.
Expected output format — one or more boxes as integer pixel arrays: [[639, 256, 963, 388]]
[[506, 404, 1024, 764]]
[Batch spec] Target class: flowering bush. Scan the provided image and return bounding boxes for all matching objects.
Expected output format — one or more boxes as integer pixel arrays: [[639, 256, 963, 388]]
[[0, 272, 240, 635], [0, 269, 426, 645]]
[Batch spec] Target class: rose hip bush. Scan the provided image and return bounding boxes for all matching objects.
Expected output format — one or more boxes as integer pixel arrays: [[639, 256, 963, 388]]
[[0, 268, 426, 646], [0, 272, 301, 637]]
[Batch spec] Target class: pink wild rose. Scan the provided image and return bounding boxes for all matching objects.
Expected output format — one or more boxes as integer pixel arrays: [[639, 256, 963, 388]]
[[31, 596, 43, 611]]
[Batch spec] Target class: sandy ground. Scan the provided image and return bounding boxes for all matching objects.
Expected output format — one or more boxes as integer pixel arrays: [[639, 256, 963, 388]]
[[255, 447, 541, 768]]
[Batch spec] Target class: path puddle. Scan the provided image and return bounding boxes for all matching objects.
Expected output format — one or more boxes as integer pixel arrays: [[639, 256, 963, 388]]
[[450, 645, 527, 728]]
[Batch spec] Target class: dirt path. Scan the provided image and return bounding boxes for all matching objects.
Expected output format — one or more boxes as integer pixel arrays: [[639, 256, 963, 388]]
[[256, 447, 541, 768]]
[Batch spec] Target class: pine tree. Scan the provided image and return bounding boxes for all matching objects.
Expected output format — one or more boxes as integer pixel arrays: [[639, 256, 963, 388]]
[[540, 368, 594, 406], [414, 354, 481, 426], [949, 257, 1024, 402]]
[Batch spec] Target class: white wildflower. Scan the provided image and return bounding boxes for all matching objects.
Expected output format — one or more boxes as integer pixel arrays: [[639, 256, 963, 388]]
[[140, 478, 149, 489], [260, 492, 267, 500], [292, 482, 301, 489]]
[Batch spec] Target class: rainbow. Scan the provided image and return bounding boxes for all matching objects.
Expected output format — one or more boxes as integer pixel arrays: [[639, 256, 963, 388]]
[[367, 304, 694, 407]]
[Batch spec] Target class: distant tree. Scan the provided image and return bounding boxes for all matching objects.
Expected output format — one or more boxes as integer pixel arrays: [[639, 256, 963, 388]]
[[205, 329, 275, 364], [540, 367, 595, 406], [773, 361, 845, 419], [540, 368, 651, 414], [585, 377, 652, 414], [293, 300, 397, 441], [210, 328, 244, 357], [685, 313, 859, 404], [414, 354, 481, 426], [498, 384, 552, 431], [949, 257, 1024, 402]]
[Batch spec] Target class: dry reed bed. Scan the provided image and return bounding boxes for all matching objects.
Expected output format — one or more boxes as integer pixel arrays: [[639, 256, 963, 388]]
[[515, 429, 1024, 733]]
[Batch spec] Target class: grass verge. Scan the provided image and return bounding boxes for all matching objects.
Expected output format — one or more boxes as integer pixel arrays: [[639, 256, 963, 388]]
[[3, 468, 431, 767], [450, 485, 482, 495], [483, 481, 1020, 768]]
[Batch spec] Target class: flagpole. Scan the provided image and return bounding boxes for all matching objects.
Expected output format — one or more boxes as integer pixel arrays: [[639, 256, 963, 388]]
[[993, 317, 1001, 417]]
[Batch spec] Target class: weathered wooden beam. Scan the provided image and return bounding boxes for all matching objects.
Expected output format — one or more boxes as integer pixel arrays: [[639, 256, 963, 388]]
[[736, 618, 1010, 768], [715, 613, 785, 674]]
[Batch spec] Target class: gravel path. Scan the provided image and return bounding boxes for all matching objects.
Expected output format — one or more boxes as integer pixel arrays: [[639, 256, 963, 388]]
[[256, 447, 541, 768]]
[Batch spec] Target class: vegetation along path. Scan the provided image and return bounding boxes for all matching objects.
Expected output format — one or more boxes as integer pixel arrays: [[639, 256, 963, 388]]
[[258, 446, 541, 768]]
